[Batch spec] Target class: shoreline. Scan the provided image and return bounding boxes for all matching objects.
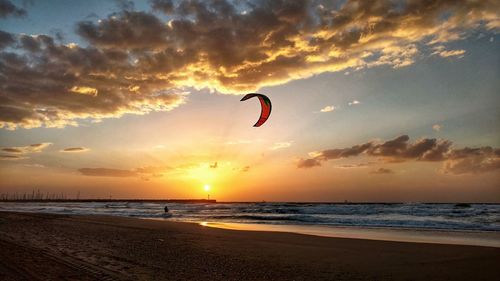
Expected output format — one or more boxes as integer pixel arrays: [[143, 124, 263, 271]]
[[199, 221, 500, 248], [1, 211, 499, 280]]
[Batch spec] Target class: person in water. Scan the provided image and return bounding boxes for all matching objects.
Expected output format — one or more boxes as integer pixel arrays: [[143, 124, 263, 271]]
[[164, 205, 169, 213]]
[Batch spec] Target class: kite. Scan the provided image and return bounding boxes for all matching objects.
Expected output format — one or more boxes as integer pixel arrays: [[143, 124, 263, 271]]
[[240, 93, 272, 127]]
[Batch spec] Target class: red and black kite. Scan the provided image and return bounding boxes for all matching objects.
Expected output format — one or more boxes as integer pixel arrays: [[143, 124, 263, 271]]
[[240, 93, 272, 127]]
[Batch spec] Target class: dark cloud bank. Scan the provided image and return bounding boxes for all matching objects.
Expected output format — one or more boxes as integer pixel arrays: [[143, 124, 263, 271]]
[[0, 0, 26, 18], [0, 0, 498, 129], [298, 135, 500, 175]]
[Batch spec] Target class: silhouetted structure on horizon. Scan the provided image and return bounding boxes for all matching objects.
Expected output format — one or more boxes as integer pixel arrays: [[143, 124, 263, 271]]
[[0, 190, 216, 203]]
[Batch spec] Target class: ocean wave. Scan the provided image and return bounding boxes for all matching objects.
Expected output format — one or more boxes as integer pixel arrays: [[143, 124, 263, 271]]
[[1, 202, 499, 231]]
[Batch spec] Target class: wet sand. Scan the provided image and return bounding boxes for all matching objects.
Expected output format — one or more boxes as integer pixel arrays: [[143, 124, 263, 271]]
[[0, 212, 499, 280], [202, 222, 500, 247]]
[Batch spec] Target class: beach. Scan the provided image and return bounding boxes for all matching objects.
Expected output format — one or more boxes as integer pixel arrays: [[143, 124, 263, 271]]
[[0, 212, 499, 280]]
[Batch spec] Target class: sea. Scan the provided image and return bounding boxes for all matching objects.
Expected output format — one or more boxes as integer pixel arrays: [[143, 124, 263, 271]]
[[1, 201, 499, 232]]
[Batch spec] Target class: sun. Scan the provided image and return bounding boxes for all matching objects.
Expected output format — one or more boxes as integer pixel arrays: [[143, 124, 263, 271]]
[[204, 184, 211, 192]]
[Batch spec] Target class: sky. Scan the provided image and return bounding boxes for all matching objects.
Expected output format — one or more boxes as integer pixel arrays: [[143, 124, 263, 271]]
[[0, 0, 499, 202]]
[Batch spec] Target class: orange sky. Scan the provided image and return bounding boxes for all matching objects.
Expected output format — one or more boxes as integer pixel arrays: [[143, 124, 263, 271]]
[[0, 0, 499, 202]]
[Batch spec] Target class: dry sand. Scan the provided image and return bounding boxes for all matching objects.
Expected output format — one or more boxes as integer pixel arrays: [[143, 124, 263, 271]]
[[0, 211, 499, 280]]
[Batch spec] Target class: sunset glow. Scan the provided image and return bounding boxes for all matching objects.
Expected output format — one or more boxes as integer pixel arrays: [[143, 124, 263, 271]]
[[0, 0, 498, 202]]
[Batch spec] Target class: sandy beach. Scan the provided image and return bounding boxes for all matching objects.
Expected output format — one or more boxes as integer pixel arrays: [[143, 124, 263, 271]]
[[0, 212, 498, 280]]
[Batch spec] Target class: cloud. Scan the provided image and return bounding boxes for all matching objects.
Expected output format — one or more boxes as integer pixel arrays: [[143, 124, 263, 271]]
[[0, 142, 51, 161], [307, 142, 373, 161], [78, 165, 171, 178], [0, 154, 26, 160], [150, 0, 174, 14], [438, 49, 466, 58], [78, 168, 136, 177], [1, 143, 52, 154], [0, 0, 26, 18], [297, 158, 322, 168], [335, 162, 372, 169], [0, 29, 186, 130], [61, 147, 89, 153], [69, 86, 98, 97], [297, 135, 499, 175], [270, 142, 292, 150], [1, 0, 499, 129], [370, 167, 393, 174], [432, 124, 442, 132], [0, 30, 15, 49], [348, 100, 360, 106], [442, 147, 500, 175], [76, 10, 169, 49], [320, 105, 335, 112], [367, 135, 453, 161], [1, 147, 22, 153], [432, 46, 466, 58]]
